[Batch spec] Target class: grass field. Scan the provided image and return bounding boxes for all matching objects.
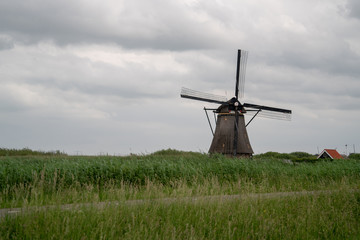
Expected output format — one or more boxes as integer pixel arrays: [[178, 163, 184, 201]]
[[0, 149, 359, 239]]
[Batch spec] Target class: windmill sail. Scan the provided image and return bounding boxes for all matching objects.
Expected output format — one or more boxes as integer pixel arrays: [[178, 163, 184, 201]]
[[180, 87, 227, 104], [246, 110, 291, 121], [238, 50, 248, 99], [235, 50, 248, 99], [244, 103, 292, 120]]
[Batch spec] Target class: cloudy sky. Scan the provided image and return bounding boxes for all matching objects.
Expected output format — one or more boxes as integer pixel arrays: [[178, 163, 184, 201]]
[[1, 0, 359, 155]]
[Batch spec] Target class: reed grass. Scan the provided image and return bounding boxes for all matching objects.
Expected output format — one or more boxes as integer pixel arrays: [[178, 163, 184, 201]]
[[0, 150, 359, 239], [1, 150, 359, 190], [1, 188, 359, 239]]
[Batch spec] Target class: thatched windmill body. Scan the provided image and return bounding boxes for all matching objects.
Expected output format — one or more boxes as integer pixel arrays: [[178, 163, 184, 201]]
[[181, 50, 292, 157]]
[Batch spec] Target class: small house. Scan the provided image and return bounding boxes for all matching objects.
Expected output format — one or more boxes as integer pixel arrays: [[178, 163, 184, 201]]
[[317, 149, 343, 160]]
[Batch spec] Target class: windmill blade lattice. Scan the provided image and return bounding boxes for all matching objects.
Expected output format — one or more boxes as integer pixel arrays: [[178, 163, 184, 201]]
[[244, 103, 292, 121], [181, 87, 227, 105], [238, 50, 248, 99], [246, 110, 292, 121]]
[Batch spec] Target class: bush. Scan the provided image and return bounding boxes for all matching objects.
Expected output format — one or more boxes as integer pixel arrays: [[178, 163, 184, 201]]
[[290, 152, 314, 158], [253, 152, 291, 159], [151, 149, 187, 156], [254, 151, 318, 163], [0, 148, 66, 156], [348, 153, 360, 160]]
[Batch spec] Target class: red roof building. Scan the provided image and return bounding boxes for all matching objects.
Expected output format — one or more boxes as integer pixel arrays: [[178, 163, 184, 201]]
[[317, 149, 343, 159]]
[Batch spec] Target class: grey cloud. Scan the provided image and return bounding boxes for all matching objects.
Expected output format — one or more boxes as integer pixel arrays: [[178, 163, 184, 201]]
[[346, 0, 360, 19], [274, 48, 360, 78], [247, 28, 360, 80], [0, 1, 231, 50], [0, 94, 26, 112], [0, 35, 14, 50], [1, 0, 360, 154], [26, 77, 173, 101], [0, 45, 187, 115]]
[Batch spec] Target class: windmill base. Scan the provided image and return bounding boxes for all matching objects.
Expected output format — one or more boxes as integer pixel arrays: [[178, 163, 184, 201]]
[[209, 113, 253, 157], [224, 153, 253, 158]]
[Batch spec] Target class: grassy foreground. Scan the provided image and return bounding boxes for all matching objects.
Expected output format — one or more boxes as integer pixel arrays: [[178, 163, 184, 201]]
[[0, 149, 359, 239], [2, 190, 359, 239]]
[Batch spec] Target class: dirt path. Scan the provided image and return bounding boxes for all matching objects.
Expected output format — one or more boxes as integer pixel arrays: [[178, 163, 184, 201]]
[[1, 189, 357, 219]]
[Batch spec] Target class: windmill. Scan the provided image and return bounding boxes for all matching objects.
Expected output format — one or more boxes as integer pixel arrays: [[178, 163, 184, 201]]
[[180, 49, 292, 157]]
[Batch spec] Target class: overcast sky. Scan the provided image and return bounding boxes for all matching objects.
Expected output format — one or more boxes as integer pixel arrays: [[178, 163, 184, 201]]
[[1, 0, 359, 155]]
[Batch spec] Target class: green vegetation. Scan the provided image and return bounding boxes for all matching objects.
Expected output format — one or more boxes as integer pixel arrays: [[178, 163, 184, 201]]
[[1, 190, 359, 239], [253, 151, 318, 162], [349, 153, 360, 160], [0, 149, 359, 239], [0, 147, 66, 157]]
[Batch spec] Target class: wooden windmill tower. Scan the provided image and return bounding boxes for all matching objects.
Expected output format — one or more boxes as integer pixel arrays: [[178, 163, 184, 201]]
[[180, 49, 292, 157]]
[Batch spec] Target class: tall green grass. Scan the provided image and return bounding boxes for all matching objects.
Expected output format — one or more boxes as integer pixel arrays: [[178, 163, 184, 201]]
[[1, 150, 359, 208], [1, 189, 359, 239], [1, 150, 359, 189], [0, 149, 359, 239]]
